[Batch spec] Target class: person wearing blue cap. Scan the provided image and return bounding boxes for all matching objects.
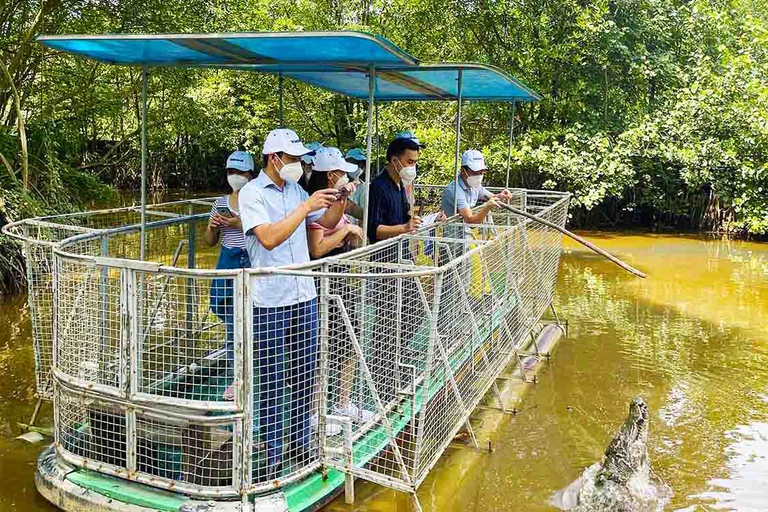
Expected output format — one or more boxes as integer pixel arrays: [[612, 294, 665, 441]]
[[239, 128, 347, 478], [345, 147, 367, 178], [205, 150, 255, 397], [395, 130, 426, 148]]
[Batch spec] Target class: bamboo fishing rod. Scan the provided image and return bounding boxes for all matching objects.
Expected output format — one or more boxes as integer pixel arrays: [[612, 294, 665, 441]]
[[497, 202, 647, 279]]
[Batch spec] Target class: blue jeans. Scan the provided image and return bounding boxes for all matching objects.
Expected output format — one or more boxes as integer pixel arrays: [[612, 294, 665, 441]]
[[253, 298, 318, 467], [209, 246, 251, 365]]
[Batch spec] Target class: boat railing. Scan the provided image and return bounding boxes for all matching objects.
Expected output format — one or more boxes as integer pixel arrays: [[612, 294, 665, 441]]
[[4, 187, 570, 499]]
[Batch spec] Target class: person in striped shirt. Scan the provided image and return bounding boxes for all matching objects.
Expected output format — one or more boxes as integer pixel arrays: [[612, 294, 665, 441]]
[[204, 150, 255, 400]]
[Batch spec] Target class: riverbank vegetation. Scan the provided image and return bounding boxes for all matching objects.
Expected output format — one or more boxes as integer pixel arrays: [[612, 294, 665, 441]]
[[1, 0, 767, 293]]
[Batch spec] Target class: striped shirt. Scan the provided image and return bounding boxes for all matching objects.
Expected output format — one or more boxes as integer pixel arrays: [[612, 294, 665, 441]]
[[209, 196, 247, 249]]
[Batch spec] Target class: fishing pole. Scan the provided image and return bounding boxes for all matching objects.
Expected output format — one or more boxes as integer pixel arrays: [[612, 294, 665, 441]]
[[497, 202, 647, 279]]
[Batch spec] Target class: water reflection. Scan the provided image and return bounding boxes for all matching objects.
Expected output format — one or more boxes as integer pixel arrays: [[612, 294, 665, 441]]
[[691, 418, 768, 511]]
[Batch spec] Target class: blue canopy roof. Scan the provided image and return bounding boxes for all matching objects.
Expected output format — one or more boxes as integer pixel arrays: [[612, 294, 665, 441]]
[[37, 32, 541, 102], [37, 32, 417, 67], [280, 64, 540, 102]]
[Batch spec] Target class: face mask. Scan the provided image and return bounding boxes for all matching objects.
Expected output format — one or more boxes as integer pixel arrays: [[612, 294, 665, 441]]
[[349, 167, 363, 181], [277, 155, 303, 183], [333, 173, 349, 189], [227, 174, 249, 191], [396, 157, 417, 184], [399, 165, 417, 184], [466, 174, 483, 189]]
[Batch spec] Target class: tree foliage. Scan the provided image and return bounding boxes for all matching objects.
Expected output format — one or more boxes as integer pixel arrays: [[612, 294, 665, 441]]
[[0, 0, 767, 290]]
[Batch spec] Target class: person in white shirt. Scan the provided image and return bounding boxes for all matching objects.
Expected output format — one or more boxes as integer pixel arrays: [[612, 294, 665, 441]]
[[239, 128, 346, 478], [441, 149, 511, 224]]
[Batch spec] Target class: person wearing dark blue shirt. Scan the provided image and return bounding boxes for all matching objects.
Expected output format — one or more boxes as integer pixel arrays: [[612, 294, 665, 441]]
[[366, 137, 422, 245], [366, 136, 426, 395]]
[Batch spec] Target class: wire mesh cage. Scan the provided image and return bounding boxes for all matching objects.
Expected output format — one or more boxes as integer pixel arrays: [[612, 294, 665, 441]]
[[3, 199, 217, 400], [8, 188, 569, 501]]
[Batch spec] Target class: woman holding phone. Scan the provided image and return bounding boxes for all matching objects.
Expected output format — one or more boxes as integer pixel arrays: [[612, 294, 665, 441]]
[[204, 150, 255, 400], [306, 147, 374, 425]]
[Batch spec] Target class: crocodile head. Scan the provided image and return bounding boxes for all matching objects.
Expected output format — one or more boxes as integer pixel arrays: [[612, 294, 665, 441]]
[[597, 396, 650, 486]]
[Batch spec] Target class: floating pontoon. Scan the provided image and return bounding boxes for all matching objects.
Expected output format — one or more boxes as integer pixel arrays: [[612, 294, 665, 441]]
[[4, 31, 569, 512]]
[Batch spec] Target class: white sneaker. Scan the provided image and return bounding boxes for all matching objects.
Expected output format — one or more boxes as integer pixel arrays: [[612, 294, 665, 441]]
[[310, 413, 342, 436], [335, 402, 376, 424]]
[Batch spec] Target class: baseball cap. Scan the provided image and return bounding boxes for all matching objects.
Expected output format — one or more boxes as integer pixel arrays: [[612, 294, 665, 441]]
[[262, 128, 314, 157], [301, 142, 324, 164], [226, 151, 255, 172], [345, 148, 367, 162], [395, 130, 426, 148], [461, 149, 487, 172], [312, 147, 359, 174]]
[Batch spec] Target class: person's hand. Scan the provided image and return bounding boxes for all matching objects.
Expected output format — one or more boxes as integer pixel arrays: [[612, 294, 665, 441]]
[[209, 214, 227, 229], [220, 216, 242, 230], [339, 182, 356, 196], [435, 211, 447, 222], [304, 188, 338, 213], [495, 189, 512, 202], [403, 216, 422, 233], [346, 224, 364, 240], [345, 224, 364, 247]]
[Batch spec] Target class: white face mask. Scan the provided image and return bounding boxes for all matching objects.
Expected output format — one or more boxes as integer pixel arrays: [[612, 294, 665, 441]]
[[396, 157, 417, 184], [227, 174, 249, 191], [466, 174, 483, 189], [333, 173, 349, 189], [349, 167, 363, 181], [400, 166, 417, 184], [277, 155, 303, 183]]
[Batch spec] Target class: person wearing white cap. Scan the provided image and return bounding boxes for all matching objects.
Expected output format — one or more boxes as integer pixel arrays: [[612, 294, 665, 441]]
[[205, 150, 255, 397], [441, 149, 511, 225], [305, 147, 374, 426], [239, 128, 345, 476], [299, 141, 323, 190]]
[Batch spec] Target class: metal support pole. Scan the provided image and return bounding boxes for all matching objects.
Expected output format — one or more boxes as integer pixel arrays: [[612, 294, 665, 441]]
[[99, 234, 109, 380], [140, 67, 148, 261], [185, 204, 197, 359], [278, 72, 284, 127], [453, 70, 463, 216], [375, 102, 380, 175], [318, 263, 330, 466], [505, 101, 516, 189], [362, 65, 376, 246]]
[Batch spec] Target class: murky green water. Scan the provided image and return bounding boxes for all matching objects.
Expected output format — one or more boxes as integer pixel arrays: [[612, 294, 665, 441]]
[[3, 233, 768, 510]]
